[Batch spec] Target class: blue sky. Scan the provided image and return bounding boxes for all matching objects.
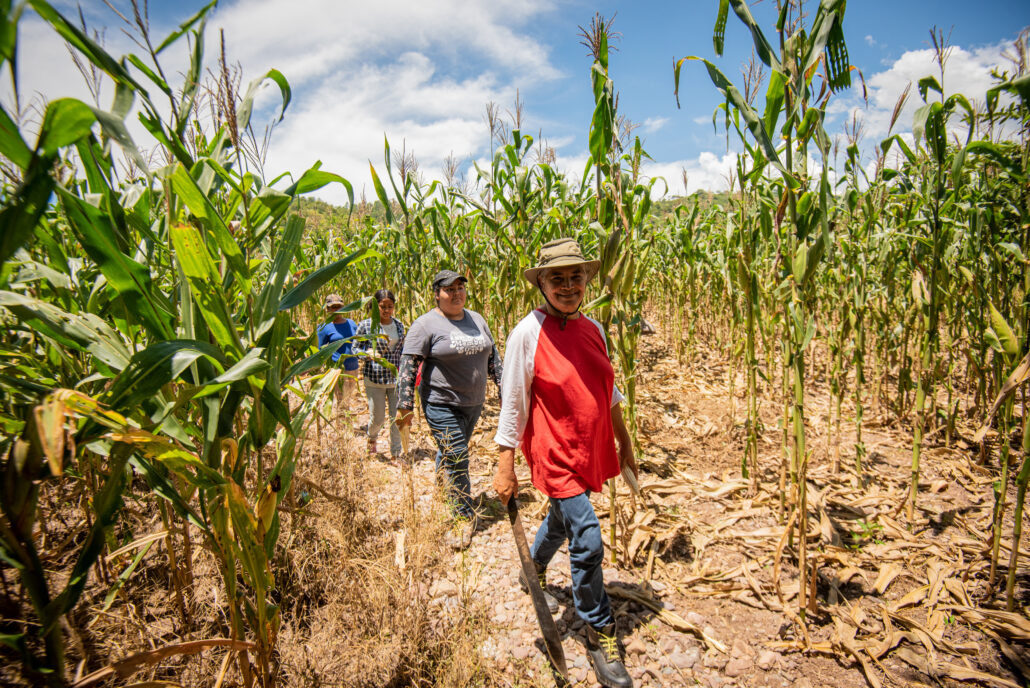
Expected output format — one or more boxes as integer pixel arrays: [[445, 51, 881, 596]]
[[17, 1, 1030, 203]]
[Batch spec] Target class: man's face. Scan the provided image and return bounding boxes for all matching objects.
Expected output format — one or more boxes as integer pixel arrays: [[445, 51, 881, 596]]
[[540, 265, 586, 313]]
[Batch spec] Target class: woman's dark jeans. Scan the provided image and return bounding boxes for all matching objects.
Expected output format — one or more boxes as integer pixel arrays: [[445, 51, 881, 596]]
[[422, 402, 483, 518]]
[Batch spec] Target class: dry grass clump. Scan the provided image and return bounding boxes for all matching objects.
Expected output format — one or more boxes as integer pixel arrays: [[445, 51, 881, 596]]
[[0, 418, 504, 687], [247, 433, 504, 687]]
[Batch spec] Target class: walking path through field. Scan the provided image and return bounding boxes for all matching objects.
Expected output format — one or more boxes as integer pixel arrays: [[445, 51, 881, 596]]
[[329, 338, 1022, 688]]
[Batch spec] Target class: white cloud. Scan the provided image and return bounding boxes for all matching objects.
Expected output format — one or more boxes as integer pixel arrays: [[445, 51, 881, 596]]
[[865, 35, 877, 47], [4, 0, 562, 204], [210, 0, 565, 202], [642, 116, 668, 133], [264, 50, 520, 204], [212, 0, 561, 88], [828, 40, 1016, 148], [640, 151, 739, 197]]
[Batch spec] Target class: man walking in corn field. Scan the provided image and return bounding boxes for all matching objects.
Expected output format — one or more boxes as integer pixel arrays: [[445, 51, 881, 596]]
[[494, 238, 638, 688]]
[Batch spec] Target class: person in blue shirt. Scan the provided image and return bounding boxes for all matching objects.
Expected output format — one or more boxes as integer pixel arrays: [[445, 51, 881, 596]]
[[318, 293, 359, 412]]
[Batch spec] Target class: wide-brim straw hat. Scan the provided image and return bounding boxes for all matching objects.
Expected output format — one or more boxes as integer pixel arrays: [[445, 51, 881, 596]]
[[523, 238, 601, 287], [324, 293, 345, 309]]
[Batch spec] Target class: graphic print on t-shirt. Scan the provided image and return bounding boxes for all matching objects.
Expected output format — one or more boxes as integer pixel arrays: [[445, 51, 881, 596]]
[[450, 332, 488, 355]]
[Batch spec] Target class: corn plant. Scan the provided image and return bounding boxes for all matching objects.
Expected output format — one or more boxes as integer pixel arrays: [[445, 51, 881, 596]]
[[0, 2, 378, 684], [679, 0, 852, 616]]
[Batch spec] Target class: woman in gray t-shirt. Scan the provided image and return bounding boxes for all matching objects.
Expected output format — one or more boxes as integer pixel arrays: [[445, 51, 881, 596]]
[[396, 270, 501, 548]]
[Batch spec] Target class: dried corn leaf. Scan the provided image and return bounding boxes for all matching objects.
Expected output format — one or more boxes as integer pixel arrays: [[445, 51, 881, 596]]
[[838, 566, 868, 585], [606, 585, 727, 653], [627, 526, 655, 562], [984, 630, 1030, 685], [877, 515, 916, 541], [889, 585, 928, 611], [833, 617, 882, 688], [765, 640, 834, 653], [943, 578, 972, 607], [873, 564, 903, 594], [895, 646, 1021, 688]]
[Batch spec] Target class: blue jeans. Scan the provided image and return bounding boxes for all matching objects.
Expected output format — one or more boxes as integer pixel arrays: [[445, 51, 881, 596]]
[[422, 402, 483, 518], [531, 491, 614, 629]]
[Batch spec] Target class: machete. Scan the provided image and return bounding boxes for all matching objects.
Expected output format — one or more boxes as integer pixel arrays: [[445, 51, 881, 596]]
[[507, 498, 569, 686]]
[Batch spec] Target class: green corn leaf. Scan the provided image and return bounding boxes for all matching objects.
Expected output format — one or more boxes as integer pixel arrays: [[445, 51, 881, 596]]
[[105, 339, 224, 411], [802, 316, 817, 351], [0, 158, 54, 268], [28, 0, 145, 95], [917, 75, 943, 101], [0, 104, 32, 169], [986, 73, 1030, 112], [269, 368, 340, 499], [684, 57, 786, 178], [369, 162, 394, 226], [727, 0, 781, 71], [583, 293, 613, 313], [763, 70, 785, 140], [965, 140, 1027, 182], [286, 164, 354, 202], [237, 68, 291, 130], [0, 632, 25, 653], [102, 540, 154, 612], [155, 0, 216, 53], [283, 341, 344, 386], [58, 189, 175, 340], [126, 54, 172, 97], [803, 0, 850, 91], [713, 0, 729, 55], [0, 2, 24, 75], [278, 247, 382, 311], [109, 428, 226, 488], [259, 384, 294, 432], [792, 243, 808, 283], [0, 291, 131, 371], [588, 70, 614, 165], [170, 165, 250, 291], [171, 223, 244, 356], [996, 243, 1026, 263], [382, 137, 409, 218], [192, 348, 271, 399], [255, 214, 305, 321], [985, 328, 1004, 354], [128, 454, 208, 531], [35, 98, 95, 156], [175, 19, 205, 132], [90, 105, 149, 176]]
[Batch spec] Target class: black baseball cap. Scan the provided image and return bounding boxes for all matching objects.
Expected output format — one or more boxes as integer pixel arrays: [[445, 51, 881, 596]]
[[432, 270, 467, 290]]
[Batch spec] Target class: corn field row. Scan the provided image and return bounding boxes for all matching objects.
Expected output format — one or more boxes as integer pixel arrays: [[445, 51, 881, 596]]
[[1, 0, 1028, 685]]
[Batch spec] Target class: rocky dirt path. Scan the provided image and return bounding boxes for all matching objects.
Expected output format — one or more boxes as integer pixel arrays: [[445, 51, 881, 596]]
[[328, 338, 1022, 688]]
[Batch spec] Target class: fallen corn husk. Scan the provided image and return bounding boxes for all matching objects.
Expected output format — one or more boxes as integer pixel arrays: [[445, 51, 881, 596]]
[[622, 464, 642, 496]]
